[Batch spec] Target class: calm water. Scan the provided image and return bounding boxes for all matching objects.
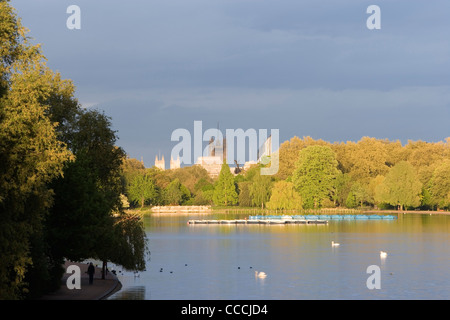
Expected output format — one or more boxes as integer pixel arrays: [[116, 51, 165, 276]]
[[108, 213, 450, 300]]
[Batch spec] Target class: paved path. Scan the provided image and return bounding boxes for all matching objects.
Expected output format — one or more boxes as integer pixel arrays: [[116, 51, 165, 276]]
[[40, 261, 121, 300]]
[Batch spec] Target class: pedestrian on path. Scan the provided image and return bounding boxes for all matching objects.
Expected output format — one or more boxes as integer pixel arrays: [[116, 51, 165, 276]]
[[87, 262, 95, 285]]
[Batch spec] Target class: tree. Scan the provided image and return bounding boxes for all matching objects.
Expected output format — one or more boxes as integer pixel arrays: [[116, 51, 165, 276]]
[[429, 160, 450, 209], [0, 2, 72, 298], [120, 157, 146, 192], [347, 137, 390, 182], [163, 178, 191, 205], [292, 145, 340, 209], [213, 163, 238, 206], [249, 172, 272, 209], [238, 181, 252, 207], [375, 161, 422, 210], [266, 181, 302, 210], [345, 183, 369, 208], [128, 174, 157, 208]]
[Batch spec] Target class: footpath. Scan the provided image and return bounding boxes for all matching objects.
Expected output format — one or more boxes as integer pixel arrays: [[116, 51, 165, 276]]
[[39, 261, 121, 300]]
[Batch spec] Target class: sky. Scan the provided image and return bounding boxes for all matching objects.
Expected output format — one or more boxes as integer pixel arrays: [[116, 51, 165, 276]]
[[10, 0, 450, 167]]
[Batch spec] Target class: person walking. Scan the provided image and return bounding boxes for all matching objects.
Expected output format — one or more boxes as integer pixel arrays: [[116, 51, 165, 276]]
[[87, 262, 95, 285]]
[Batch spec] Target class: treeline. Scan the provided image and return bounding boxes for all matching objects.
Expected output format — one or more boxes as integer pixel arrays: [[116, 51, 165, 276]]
[[0, 2, 147, 299], [124, 135, 450, 212]]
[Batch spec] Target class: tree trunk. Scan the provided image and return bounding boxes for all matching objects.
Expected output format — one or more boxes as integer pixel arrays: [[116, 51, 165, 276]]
[[102, 260, 107, 280]]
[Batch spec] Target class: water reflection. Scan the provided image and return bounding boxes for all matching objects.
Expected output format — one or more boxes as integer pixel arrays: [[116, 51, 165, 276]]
[[108, 213, 450, 300], [108, 286, 146, 300]]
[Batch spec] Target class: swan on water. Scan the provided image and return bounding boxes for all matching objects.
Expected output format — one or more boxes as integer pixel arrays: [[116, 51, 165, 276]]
[[380, 251, 388, 258], [331, 241, 340, 247], [255, 271, 267, 279]]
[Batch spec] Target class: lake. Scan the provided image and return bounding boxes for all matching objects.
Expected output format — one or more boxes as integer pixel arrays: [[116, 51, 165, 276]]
[[107, 212, 450, 300]]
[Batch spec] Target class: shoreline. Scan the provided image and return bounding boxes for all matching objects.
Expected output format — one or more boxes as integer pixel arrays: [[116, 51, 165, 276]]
[[39, 261, 121, 300], [129, 206, 450, 216]]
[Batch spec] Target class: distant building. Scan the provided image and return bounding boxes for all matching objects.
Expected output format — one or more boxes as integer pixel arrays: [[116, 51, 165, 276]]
[[155, 155, 165, 170], [170, 156, 181, 170], [197, 135, 229, 178], [196, 156, 223, 178]]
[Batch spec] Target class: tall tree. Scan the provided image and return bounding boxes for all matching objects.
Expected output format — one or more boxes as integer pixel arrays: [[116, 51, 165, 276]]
[[213, 163, 238, 206], [128, 174, 157, 208], [249, 172, 272, 209], [0, 2, 73, 299], [163, 178, 191, 205], [429, 160, 450, 209], [375, 161, 422, 210], [292, 145, 340, 209], [266, 181, 302, 210], [46, 108, 148, 284]]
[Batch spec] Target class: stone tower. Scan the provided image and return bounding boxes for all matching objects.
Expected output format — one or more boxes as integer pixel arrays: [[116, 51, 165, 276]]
[[170, 156, 181, 170], [155, 155, 165, 170]]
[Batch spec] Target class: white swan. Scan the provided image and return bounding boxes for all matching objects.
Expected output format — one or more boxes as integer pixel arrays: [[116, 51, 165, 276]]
[[380, 251, 388, 258], [255, 271, 267, 279], [331, 241, 340, 247]]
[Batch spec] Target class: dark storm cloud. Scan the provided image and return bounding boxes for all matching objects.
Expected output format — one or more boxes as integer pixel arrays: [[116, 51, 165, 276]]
[[10, 0, 450, 166]]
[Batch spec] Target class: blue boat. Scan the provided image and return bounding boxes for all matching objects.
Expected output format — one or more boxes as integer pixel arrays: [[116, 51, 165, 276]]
[[343, 215, 355, 219], [318, 215, 331, 220], [381, 215, 397, 220], [305, 215, 319, 220], [292, 215, 305, 220], [355, 215, 369, 220], [330, 215, 343, 220], [369, 215, 382, 220]]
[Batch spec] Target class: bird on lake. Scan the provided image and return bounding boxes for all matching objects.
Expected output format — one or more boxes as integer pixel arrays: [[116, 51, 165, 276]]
[[331, 241, 340, 247], [255, 271, 267, 279], [380, 251, 388, 258]]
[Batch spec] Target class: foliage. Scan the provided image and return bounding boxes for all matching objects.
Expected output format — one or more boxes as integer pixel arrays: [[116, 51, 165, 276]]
[[238, 181, 252, 207], [128, 174, 157, 208], [213, 163, 238, 206], [292, 145, 340, 209], [375, 161, 422, 210], [249, 171, 272, 209], [163, 178, 191, 205], [429, 160, 450, 209], [266, 181, 302, 210], [0, 2, 72, 298]]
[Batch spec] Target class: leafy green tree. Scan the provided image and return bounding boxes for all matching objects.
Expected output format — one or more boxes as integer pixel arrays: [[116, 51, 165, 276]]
[[0, 2, 72, 298], [345, 183, 370, 208], [192, 178, 215, 205], [331, 172, 352, 207], [429, 160, 450, 209], [249, 172, 272, 209], [213, 163, 238, 206], [128, 174, 157, 208], [292, 145, 340, 209], [238, 181, 252, 207], [120, 157, 146, 193], [266, 181, 302, 210], [375, 161, 422, 210], [163, 178, 191, 205]]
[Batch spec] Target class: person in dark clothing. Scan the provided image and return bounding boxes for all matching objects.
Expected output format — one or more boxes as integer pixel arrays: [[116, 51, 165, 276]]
[[87, 262, 95, 285]]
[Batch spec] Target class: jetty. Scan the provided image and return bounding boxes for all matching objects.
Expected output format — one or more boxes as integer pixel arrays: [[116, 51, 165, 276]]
[[188, 215, 328, 225], [187, 214, 397, 225], [151, 205, 211, 213]]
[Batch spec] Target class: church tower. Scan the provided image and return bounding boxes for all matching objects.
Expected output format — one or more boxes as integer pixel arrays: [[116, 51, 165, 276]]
[[155, 155, 165, 170]]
